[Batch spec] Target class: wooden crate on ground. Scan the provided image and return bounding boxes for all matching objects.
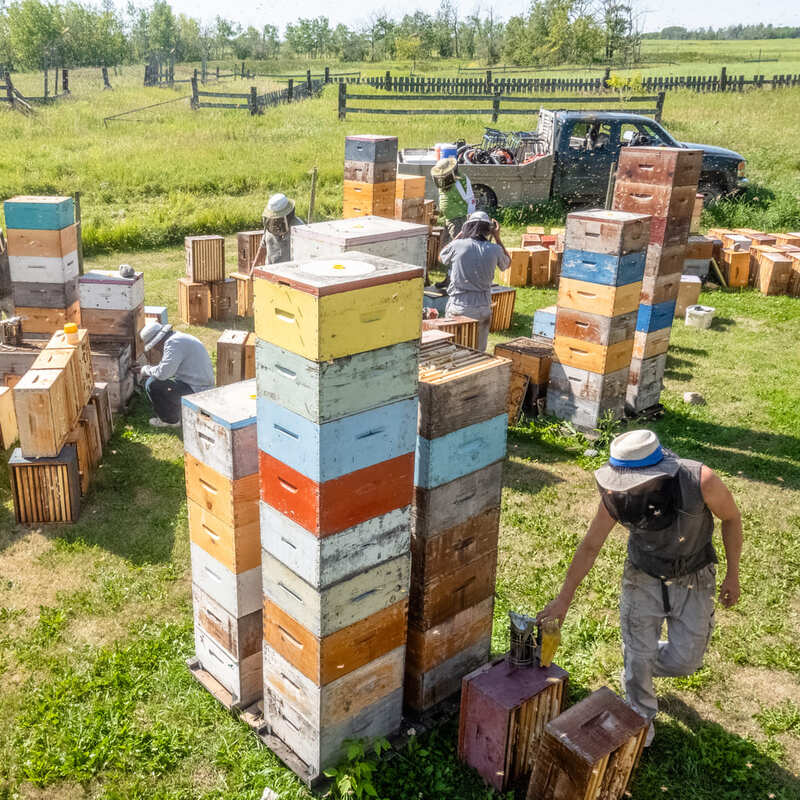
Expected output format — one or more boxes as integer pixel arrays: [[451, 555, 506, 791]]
[[178, 277, 212, 325], [421, 316, 478, 349], [494, 337, 554, 411], [490, 286, 516, 332], [459, 657, 569, 793], [8, 443, 81, 524], [13, 368, 72, 458], [232, 272, 253, 317], [216, 330, 251, 387], [31, 347, 82, 424], [527, 686, 647, 800], [526, 246, 550, 286], [759, 252, 793, 295], [789, 255, 800, 297], [210, 278, 237, 321], [499, 249, 530, 287], [186, 235, 225, 282], [0, 386, 18, 449], [723, 249, 750, 288]]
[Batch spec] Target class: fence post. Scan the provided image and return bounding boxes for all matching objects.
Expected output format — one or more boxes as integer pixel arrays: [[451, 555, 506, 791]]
[[324, 66, 330, 84], [190, 75, 199, 110], [485, 69, 491, 92], [655, 91, 665, 123], [102, 65, 111, 90], [43, 69, 48, 100], [62, 68, 69, 94], [492, 92, 500, 123], [720, 66, 727, 92], [216, 66, 219, 80], [603, 67, 611, 89], [201, 60, 206, 84], [250, 86, 258, 115], [338, 82, 346, 120], [241, 61, 245, 79], [306, 69, 312, 93], [287, 78, 293, 102], [4, 71, 14, 109], [385, 70, 391, 91]]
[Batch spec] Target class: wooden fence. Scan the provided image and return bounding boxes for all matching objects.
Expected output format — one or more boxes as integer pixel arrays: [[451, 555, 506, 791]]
[[337, 83, 665, 123], [191, 76, 325, 114]]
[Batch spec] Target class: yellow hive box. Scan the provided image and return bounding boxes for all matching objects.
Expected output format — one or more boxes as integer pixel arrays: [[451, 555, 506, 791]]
[[254, 252, 423, 361], [553, 336, 634, 375], [557, 277, 641, 317], [499, 249, 530, 287]]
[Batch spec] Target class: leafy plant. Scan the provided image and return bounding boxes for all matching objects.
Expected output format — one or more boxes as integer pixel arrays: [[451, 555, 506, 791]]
[[755, 701, 800, 737], [593, 410, 623, 449], [324, 738, 390, 800]]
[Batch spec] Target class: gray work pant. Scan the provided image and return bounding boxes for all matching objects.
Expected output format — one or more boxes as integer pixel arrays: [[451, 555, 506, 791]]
[[445, 301, 492, 351], [620, 561, 716, 721]]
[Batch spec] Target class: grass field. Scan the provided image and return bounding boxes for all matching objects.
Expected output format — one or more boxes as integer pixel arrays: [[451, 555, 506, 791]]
[[0, 57, 800, 799]]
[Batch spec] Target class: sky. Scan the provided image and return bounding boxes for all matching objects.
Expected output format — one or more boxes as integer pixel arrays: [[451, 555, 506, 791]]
[[142, 0, 800, 34]]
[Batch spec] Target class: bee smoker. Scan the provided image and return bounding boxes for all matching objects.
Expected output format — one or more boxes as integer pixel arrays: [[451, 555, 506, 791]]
[[508, 611, 542, 668]]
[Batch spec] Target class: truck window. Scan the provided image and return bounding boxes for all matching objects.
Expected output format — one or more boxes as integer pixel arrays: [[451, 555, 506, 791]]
[[567, 121, 612, 152], [621, 121, 669, 148]]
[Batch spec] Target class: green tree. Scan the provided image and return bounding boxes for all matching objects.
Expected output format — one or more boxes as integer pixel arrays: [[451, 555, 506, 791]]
[[395, 34, 422, 61], [148, 0, 178, 57]]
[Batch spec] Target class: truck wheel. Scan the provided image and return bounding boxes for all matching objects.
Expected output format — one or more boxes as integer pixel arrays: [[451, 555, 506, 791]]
[[698, 180, 723, 207], [472, 184, 498, 213]]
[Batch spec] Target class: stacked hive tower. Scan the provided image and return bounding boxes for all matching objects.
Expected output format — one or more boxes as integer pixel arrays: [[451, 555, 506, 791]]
[[406, 338, 510, 714], [343, 135, 397, 219], [5, 196, 80, 336], [182, 381, 261, 707], [395, 175, 427, 224], [9, 326, 103, 524], [79, 269, 146, 360], [548, 210, 650, 432], [180, 235, 237, 324], [253, 251, 423, 780], [613, 147, 702, 413]]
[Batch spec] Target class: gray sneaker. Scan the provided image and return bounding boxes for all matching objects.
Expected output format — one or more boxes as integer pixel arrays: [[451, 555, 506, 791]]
[[149, 417, 181, 429]]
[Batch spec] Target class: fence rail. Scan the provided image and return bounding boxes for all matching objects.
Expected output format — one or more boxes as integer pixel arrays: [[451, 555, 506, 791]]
[[337, 83, 664, 123], [191, 76, 325, 114]]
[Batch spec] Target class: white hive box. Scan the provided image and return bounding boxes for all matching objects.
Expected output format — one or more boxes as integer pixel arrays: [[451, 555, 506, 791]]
[[79, 270, 145, 311], [291, 216, 429, 267]]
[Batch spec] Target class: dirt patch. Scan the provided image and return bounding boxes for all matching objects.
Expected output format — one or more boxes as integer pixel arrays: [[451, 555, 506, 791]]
[[18, 781, 88, 799]]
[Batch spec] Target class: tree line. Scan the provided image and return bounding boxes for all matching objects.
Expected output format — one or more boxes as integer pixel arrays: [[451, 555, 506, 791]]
[[644, 24, 800, 41], [0, 0, 790, 73]]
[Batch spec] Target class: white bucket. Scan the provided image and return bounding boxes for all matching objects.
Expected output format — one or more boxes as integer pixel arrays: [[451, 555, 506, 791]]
[[685, 304, 715, 329]]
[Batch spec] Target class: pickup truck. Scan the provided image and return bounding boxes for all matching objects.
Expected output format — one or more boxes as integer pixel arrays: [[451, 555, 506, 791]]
[[397, 109, 748, 211]]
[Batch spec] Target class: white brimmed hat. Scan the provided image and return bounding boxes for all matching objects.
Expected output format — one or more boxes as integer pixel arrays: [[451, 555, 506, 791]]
[[594, 430, 680, 492], [431, 157, 457, 178], [263, 193, 295, 219], [468, 211, 491, 223], [140, 321, 172, 352]]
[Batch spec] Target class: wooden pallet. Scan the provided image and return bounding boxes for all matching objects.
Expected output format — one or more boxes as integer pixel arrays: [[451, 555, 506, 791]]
[[187, 654, 461, 786]]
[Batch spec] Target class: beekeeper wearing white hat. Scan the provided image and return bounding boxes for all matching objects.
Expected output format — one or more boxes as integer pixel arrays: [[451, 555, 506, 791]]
[[250, 193, 305, 270], [438, 210, 510, 351], [538, 430, 742, 746], [133, 322, 214, 428]]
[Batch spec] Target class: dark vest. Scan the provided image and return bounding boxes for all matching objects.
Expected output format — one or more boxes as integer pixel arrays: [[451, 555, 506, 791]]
[[625, 458, 717, 579]]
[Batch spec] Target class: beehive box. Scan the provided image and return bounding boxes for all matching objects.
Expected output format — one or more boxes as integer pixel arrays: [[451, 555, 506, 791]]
[[46, 328, 93, 406], [675, 276, 702, 317], [90, 339, 134, 412], [216, 330, 251, 387], [526, 687, 647, 800], [490, 285, 516, 332], [13, 278, 79, 308], [555, 308, 637, 347], [14, 302, 81, 336], [178, 278, 212, 325], [211, 278, 237, 321], [186, 235, 225, 283], [237, 230, 264, 274], [552, 337, 634, 375], [13, 368, 72, 457], [499, 249, 530, 287], [4, 195, 75, 230], [526, 245, 551, 286], [614, 146, 702, 188], [459, 658, 569, 793], [6, 223, 78, 259], [253, 252, 423, 361], [0, 385, 18, 449], [290, 217, 429, 268], [79, 270, 145, 310], [31, 348, 82, 424], [557, 278, 641, 318], [421, 316, 479, 349], [565, 209, 651, 255], [9, 443, 81, 524]]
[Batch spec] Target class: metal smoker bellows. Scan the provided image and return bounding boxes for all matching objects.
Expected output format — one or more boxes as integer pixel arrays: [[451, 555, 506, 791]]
[[508, 611, 538, 668]]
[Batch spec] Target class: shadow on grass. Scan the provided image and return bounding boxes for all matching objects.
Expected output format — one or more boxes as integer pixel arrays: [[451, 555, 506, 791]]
[[503, 456, 565, 496], [0, 395, 186, 564], [632, 694, 800, 800], [653, 409, 800, 489]]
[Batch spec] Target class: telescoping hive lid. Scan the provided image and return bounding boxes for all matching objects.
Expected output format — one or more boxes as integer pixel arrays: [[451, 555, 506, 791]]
[[181, 378, 257, 430], [253, 250, 424, 296], [79, 269, 144, 285], [292, 216, 429, 247]]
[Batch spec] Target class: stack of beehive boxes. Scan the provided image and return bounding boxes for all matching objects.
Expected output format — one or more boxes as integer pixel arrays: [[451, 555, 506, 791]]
[[613, 147, 703, 413], [253, 251, 423, 780], [406, 338, 510, 714], [5, 196, 81, 336], [395, 175, 427, 224], [79, 270, 146, 360], [183, 380, 262, 708], [343, 135, 397, 219], [8, 326, 110, 523], [179, 235, 237, 324], [547, 210, 649, 431], [291, 217, 429, 269], [232, 230, 266, 317]]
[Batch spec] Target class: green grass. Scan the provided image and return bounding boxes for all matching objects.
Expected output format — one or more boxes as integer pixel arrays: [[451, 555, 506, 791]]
[[1, 67, 800, 799]]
